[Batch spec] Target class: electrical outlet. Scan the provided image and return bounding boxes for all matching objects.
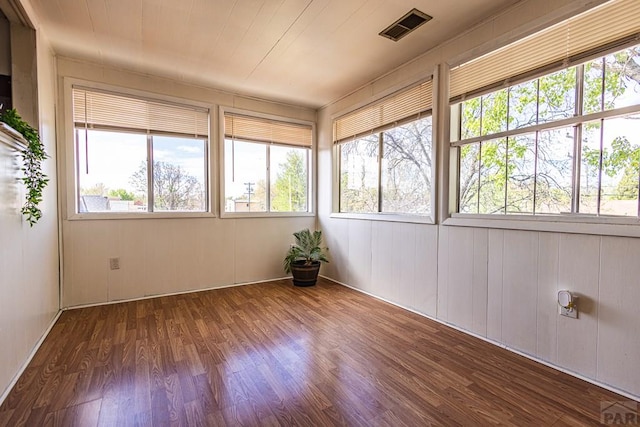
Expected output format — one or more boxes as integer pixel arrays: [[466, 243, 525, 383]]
[[109, 257, 120, 270], [559, 305, 578, 319]]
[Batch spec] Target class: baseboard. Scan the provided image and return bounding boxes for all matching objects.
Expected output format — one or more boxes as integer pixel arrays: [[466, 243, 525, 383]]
[[319, 274, 640, 403], [64, 276, 293, 311], [0, 309, 63, 407]]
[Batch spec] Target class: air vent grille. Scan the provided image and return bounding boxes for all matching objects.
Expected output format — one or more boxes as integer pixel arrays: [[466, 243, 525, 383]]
[[379, 8, 432, 42]]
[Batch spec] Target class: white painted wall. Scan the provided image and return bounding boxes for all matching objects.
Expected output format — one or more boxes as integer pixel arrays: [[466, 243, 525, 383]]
[[318, 0, 640, 400], [55, 57, 316, 307], [0, 27, 59, 400]]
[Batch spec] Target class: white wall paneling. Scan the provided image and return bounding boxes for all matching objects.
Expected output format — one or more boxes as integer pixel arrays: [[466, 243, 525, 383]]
[[556, 234, 600, 378], [486, 229, 505, 342], [445, 226, 474, 331], [597, 237, 640, 397], [61, 213, 315, 308], [436, 223, 449, 321], [346, 220, 372, 293], [414, 225, 438, 317], [471, 228, 489, 337], [536, 232, 560, 364], [371, 221, 395, 301], [501, 230, 539, 355], [320, 217, 349, 285], [0, 24, 59, 401]]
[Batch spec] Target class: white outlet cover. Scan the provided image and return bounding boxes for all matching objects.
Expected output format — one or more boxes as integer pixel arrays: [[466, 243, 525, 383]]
[[559, 305, 578, 319]]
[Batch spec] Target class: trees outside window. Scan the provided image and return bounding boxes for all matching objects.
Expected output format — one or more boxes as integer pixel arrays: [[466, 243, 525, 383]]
[[453, 44, 640, 217], [270, 148, 308, 212], [77, 129, 207, 213], [334, 80, 433, 218], [222, 110, 313, 215], [73, 86, 209, 214], [223, 141, 310, 213], [339, 116, 432, 215]]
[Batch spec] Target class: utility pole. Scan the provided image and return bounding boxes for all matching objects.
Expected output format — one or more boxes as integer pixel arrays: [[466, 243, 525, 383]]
[[244, 182, 254, 211]]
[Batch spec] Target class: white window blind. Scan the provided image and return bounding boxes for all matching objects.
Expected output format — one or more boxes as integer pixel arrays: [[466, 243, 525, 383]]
[[333, 80, 433, 144], [73, 87, 209, 138], [224, 113, 312, 147], [450, 0, 640, 101]]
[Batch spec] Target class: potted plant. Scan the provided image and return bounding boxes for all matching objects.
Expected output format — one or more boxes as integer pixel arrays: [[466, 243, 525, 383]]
[[0, 108, 48, 226], [283, 228, 329, 287]]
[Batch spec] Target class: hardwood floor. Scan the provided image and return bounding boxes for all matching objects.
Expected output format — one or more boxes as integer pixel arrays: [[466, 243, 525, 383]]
[[0, 278, 633, 426]]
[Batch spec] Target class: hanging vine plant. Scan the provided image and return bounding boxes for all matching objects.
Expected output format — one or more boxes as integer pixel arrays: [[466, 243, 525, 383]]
[[0, 108, 49, 226]]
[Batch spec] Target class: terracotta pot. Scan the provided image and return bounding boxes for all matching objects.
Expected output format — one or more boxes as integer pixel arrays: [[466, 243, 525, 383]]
[[290, 260, 321, 287]]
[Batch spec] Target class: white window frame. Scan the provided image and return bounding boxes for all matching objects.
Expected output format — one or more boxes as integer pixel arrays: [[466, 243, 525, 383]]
[[445, 20, 640, 237], [219, 107, 315, 219], [331, 76, 437, 224], [450, 64, 640, 214], [63, 78, 215, 220]]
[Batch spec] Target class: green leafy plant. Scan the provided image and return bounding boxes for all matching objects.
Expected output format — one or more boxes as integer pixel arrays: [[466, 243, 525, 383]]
[[283, 228, 329, 274], [1, 108, 49, 226]]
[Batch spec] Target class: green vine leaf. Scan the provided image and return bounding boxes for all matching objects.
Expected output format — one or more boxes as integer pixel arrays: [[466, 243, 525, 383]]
[[0, 108, 49, 226]]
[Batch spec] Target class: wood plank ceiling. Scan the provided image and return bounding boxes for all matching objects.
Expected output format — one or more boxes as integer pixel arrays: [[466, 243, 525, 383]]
[[29, 0, 520, 108]]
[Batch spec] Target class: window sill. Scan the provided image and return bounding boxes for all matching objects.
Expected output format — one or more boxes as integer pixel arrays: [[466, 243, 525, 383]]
[[445, 213, 640, 238], [68, 212, 217, 221], [220, 212, 315, 219], [330, 212, 434, 224]]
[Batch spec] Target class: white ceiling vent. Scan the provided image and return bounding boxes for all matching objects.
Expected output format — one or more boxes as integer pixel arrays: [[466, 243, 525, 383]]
[[379, 8, 432, 42]]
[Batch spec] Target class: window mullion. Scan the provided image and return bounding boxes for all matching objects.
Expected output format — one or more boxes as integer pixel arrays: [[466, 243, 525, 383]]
[[597, 120, 605, 215], [505, 89, 511, 213], [477, 97, 484, 214], [453, 103, 640, 147], [532, 79, 540, 215], [306, 148, 311, 212], [338, 146, 343, 212], [573, 64, 585, 213], [378, 132, 383, 213], [147, 133, 154, 212], [266, 144, 271, 212]]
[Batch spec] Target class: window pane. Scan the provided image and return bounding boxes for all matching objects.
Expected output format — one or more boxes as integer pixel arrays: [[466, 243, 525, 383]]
[[579, 120, 601, 214], [479, 138, 507, 214], [454, 42, 640, 218], [583, 58, 604, 114], [538, 68, 576, 124], [270, 146, 308, 212], [381, 117, 432, 214], [461, 97, 481, 139], [535, 128, 573, 214], [506, 134, 536, 214], [151, 136, 206, 211], [224, 139, 267, 212], [604, 45, 640, 111], [459, 143, 480, 213], [599, 115, 640, 216], [481, 89, 508, 136], [508, 79, 538, 130], [339, 135, 379, 213], [77, 129, 147, 212]]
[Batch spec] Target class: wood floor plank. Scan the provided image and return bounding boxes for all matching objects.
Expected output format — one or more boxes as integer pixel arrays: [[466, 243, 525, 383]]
[[0, 278, 636, 426]]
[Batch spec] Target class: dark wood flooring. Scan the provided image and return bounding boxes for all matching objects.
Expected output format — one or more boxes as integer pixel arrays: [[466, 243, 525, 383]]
[[0, 278, 635, 426]]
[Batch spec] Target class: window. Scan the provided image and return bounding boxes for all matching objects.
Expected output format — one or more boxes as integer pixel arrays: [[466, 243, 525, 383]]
[[73, 87, 209, 214], [222, 110, 313, 215], [334, 80, 433, 216], [450, 0, 640, 218]]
